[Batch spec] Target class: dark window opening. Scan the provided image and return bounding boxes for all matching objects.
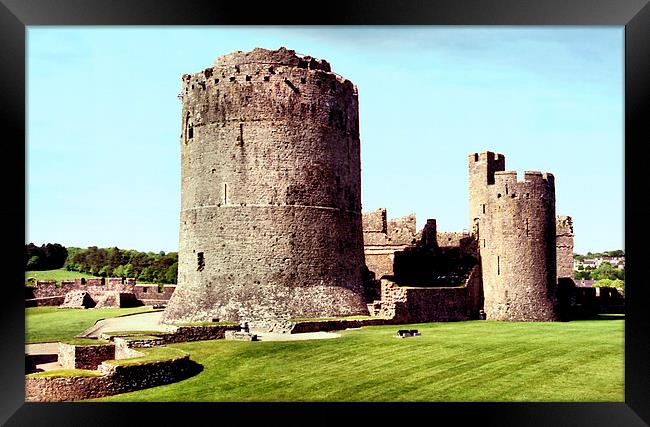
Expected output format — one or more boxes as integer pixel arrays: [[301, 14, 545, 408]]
[[245, 75, 252, 81], [214, 78, 219, 84], [229, 76, 236, 82], [197, 252, 205, 272], [497, 256, 500, 275], [474, 153, 479, 161], [143, 287, 148, 293], [268, 66, 275, 74], [526, 219, 529, 236], [482, 204, 486, 214], [505, 184, 508, 195], [497, 193, 502, 198], [300, 77, 306, 84], [483, 239, 486, 248], [223, 183, 228, 204], [158, 287, 163, 293], [264, 76, 270, 82], [185, 112, 193, 143]]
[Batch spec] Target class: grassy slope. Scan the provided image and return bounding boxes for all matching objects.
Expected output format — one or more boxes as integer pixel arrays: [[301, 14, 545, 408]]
[[96, 316, 624, 402], [25, 307, 153, 344], [25, 269, 95, 282]]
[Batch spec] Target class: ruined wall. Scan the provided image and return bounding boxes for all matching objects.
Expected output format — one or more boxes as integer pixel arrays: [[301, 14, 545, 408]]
[[25, 279, 174, 307], [162, 47, 367, 324], [377, 279, 470, 322], [362, 210, 419, 279], [25, 356, 195, 402], [556, 215, 575, 280], [58, 342, 116, 370], [479, 170, 558, 321]]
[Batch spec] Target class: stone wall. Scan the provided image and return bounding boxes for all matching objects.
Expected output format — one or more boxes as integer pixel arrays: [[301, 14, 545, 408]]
[[556, 215, 575, 279], [163, 47, 368, 324], [25, 296, 64, 307], [100, 324, 240, 345], [25, 355, 195, 402], [25, 375, 112, 402], [58, 342, 116, 370], [132, 285, 175, 302], [377, 279, 470, 322], [25, 279, 174, 307]]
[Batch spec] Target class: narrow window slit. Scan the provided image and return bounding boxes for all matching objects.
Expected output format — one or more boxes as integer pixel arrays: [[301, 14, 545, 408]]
[[197, 252, 205, 272]]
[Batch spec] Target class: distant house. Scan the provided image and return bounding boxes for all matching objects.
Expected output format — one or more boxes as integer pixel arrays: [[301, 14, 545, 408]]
[[575, 279, 597, 287]]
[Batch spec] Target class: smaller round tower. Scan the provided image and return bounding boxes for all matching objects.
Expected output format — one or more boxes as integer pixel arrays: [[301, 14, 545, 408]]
[[479, 170, 558, 321]]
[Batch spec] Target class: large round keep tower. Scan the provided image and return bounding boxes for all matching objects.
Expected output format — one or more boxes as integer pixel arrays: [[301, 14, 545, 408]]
[[161, 47, 368, 325]]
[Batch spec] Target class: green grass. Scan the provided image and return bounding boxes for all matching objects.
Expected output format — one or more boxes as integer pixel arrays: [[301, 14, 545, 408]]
[[27, 369, 104, 378], [25, 307, 154, 344], [59, 338, 110, 346], [102, 331, 172, 338], [25, 269, 96, 284], [288, 315, 387, 322], [176, 321, 239, 327], [95, 315, 624, 402], [118, 335, 162, 341], [102, 346, 188, 367]]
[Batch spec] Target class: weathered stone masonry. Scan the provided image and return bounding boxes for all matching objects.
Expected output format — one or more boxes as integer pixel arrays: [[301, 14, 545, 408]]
[[162, 48, 368, 325], [469, 152, 559, 321]]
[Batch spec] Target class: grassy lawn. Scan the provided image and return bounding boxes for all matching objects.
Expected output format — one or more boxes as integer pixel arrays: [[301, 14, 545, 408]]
[[93, 315, 623, 402], [25, 269, 95, 283], [25, 307, 154, 344]]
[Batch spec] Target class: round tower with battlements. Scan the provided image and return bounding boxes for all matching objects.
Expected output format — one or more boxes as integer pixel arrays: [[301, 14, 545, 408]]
[[161, 47, 368, 326], [469, 152, 559, 321]]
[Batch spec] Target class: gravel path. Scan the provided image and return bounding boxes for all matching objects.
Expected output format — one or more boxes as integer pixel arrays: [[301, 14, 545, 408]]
[[76, 310, 177, 338]]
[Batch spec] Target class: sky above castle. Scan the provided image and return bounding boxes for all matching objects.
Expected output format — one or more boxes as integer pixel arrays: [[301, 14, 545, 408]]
[[27, 27, 623, 254]]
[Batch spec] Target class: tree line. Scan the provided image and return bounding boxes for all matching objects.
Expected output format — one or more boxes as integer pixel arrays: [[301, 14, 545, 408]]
[[25, 243, 178, 284], [573, 250, 624, 261], [25, 243, 68, 270]]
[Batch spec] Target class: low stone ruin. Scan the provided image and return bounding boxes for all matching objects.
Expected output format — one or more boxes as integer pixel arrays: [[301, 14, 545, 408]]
[[59, 290, 95, 309]]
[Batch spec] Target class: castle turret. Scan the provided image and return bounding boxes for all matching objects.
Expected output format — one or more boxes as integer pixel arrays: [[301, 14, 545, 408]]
[[162, 47, 368, 326], [479, 170, 558, 321], [468, 151, 505, 229]]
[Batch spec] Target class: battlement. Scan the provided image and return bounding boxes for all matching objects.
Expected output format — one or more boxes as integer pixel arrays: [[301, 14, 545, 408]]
[[468, 151, 505, 163], [362, 208, 388, 233], [493, 170, 555, 186], [213, 47, 332, 72]]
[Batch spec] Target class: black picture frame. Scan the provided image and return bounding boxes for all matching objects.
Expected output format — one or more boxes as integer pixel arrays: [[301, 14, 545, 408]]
[[2, 0, 648, 425]]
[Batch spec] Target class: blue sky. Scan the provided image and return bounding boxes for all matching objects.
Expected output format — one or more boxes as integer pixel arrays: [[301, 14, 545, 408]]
[[27, 27, 624, 254]]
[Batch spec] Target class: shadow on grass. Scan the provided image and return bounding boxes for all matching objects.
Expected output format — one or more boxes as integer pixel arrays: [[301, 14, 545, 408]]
[[584, 313, 625, 321]]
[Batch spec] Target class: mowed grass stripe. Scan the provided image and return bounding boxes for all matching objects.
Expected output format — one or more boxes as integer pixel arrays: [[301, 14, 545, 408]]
[[25, 307, 154, 344], [88, 316, 623, 402]]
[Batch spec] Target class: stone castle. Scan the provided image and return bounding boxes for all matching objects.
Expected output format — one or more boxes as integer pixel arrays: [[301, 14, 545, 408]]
[[161, 47, 578, 327], [162, 47, 368, 325]]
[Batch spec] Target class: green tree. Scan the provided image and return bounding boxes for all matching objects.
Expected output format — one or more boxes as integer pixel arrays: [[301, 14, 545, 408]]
[[98, 265, 112, 277], [113, 265, 125, 278], [164, 262, 178, 284], [26, 255, 41, 270], [124, 263, 134, 279]]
